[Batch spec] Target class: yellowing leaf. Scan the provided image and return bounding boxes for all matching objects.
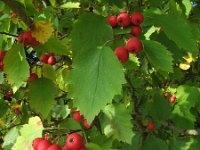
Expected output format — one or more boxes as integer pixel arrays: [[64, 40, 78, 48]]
[[31, 21, 54, 44], [183, 52, 193, 64], [179, 62, 190, 70]]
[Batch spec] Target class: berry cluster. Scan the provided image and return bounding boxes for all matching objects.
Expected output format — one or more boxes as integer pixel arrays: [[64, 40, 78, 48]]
[[0, 51, 7, 71], [163, 92, 176, 103], [107, 12, 144, 63], [72, 111, 94, 129], [40, 53, 57, 65], [18, 31, 40, 47], [32, 133, 86, 150]]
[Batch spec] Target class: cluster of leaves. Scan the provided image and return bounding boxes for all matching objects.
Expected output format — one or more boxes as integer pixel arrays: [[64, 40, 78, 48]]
[[0, 0, 200, 149]]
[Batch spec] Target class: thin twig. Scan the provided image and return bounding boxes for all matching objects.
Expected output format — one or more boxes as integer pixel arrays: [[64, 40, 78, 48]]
[[0, 32, 18, 37]]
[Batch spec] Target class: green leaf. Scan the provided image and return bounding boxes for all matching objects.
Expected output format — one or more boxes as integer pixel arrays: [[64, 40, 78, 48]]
[[146, 92, 171, 121], [113, 27, 132, 35], [60, 2, 80, 9], [0, 99, 8, 117], [42, 64, 56, 81], [4, 44, 29, 92], [34, 37, 70, 56], [141, 137, 168, 150], [12, 116, 43, 150], [182, 0, 192, 16], [71, 13, 113, 57], [155, 14, 198, 55], [86, 143, 102, 150], [142, 40, 173, 73], [59, 118, 82, 130], [68, 46, 125, 123], [172, 85, 200, 128], [2, 127, 20, 150], [28, 78, 57, 118], [102, 104, 134, 144], [122, 133, 141, 150]]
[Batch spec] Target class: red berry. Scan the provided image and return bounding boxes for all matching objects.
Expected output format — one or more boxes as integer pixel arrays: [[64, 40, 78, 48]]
[[147, 121, 155, 131], [40, 53, 50, 64], [28, 73, 38, 82], [131, 12, 144, 25], [169, 97, 176, 103], [130, 26, 142, 36], [0, 51, 6, 61], [114, 47, 129, 63], [0, 61, 4, 71], [47, 144, 61, 150], [36, 8, 42, 12], [14, 107, 21, 115], [117, 12, 130, 27], [11, 13, 17, 18], [47, 55, 56, 65], [163, 92, 168, 98], [44, 133, 49, 140], [126, 37, 143, 53], [18, 31, 39, 47], [66, 133, 84, 149], [5, 91, 13, 100], [18, 33, 24, 43], [62, 145, 72, 150], [78, 145, 87, 150], [32, 138, 44, 150], [37, 140, 52, 150], [107, 16, 117, 27], [172, 94, 176, 98], [83, 119, 94, 129], [72, 111, 84, 122]]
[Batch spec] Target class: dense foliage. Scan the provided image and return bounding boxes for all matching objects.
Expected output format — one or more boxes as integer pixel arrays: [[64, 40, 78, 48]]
[[0, 0, 200, 149]]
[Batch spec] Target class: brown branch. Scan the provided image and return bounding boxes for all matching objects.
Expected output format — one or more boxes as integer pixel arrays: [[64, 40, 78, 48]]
[[1, 0, 32, 26]]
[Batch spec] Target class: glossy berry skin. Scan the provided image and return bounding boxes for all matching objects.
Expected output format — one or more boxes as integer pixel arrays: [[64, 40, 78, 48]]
[[79, 145, 87, 150], [147, 121, 155, 131], [83, 119, 94, 129], [40, 53, 50, 64], [47, 144, 61, 150], [0, 51, 6, 61], [47, 55, 56, 65], [28, 73, 38, 82], [5, 91, 13, 100], [131, 12, 144, 25], [163, 92, 168, 98], [73, 111, 84, 122], [130, 26, 142, 36], [117, 12, 130, 27], [169, 94, 176, 103], [66, 133, 84, 149], [11, 13, 17, 17], [62, 145, 72, 150], [0, 61, 4, 71], [126, 37, 142, 53], [37, 140, 52, 150], [32, 138, 44, 150], [114, 47, 129, 63], [107, 16, 117, 27]]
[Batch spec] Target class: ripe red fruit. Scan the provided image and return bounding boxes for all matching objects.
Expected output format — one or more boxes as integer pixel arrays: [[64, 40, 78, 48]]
[[0, 51, 6, 61], [163, 92, 168, 98], [18, 31, 39, 47], [107, 16, 117, 27], [126, 37, 143, 53], [40, 53, 50, 64], [114, 47, 129, 63], [48, 55, 56, 65], [79, 145, 87, 150], [14, 107, 21, 115], [83, 119, 94, 129], [36, 7, 43, 12], [73, 111, 84, 122], [11, 13, 17, 18], [5, 91, 13, 100], [147, 121, 155, 131], [117, 12, 130, 27], [0, 61, 4, 71], [37, 140, 52, 150], [66, 133, 84, 149], [131, 12, 144, 25], [44, 133, 49, 140], [62, 145, 72, 150], [130, 26, 142, 36], [32, 137, 44, 150], [28, 73, 38, 82], [47, 144, 61, 150]]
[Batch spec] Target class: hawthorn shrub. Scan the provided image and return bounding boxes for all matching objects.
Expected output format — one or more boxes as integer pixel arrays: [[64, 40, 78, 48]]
[[0, 0, 200, 150]]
